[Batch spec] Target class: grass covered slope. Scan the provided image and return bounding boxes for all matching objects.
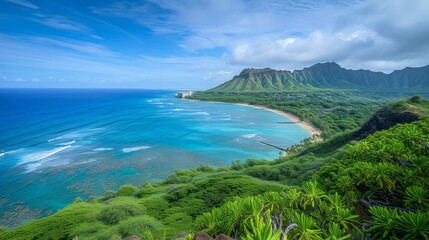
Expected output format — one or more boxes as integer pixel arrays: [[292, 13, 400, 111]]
[[1, 97, 429, 239], [209, 62, 429, 92], [0, 173, 286, 239], [195, 118, 429, 239]]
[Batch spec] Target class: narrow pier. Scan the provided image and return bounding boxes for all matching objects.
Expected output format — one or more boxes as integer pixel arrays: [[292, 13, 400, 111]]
[[259, 141, 287, 151]]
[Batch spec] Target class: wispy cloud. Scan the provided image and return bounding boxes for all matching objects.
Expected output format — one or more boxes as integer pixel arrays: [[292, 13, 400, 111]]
[[4, 0, 39, 9], [91, 0, 355, 50], [30, 37, 118, 57], [1, 75, 26, 82], [2, 0, 429, 88], [90, 0, 429, 73], [31, 15, 91, 32], [0, 33, 234, 88]]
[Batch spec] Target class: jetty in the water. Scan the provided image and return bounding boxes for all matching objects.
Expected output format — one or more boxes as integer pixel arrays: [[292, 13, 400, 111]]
[[175, 91, 193, 98], [259, 141, 287, 151]]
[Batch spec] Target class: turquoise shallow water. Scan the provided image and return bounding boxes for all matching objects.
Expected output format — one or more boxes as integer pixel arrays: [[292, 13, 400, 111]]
[[0, 89, 309, 226]]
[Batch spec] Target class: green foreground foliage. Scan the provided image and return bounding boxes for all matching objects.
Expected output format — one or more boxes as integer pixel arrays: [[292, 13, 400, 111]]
[[1, 97, 429, 240]]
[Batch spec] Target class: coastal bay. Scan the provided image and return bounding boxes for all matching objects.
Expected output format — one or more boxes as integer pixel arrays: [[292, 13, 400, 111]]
[[0, 88, 310, 227]]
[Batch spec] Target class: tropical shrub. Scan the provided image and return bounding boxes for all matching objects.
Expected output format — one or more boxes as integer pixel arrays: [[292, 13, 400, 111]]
[[98, 204, 144, 225]]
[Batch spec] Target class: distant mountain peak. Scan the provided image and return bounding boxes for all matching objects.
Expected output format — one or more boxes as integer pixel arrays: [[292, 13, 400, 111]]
[[208, 62, 429, 92], [308, 62, 341, 69], [239, 67, 274, 76]]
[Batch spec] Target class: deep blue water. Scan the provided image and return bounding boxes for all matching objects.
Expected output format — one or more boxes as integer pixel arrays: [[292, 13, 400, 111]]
[[0, 89, 309, 226]]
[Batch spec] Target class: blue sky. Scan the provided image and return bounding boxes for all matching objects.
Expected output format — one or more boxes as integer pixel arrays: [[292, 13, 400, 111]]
[[1, 0, 429, 89]]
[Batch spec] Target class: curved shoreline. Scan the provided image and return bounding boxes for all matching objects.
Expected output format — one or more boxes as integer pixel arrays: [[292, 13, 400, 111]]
[[186, 98, 322, 139], [234, 103, 321, 137]]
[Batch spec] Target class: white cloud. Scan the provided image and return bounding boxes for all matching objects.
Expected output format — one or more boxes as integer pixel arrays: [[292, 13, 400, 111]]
[[204, 70, 234, 82], [3, 0, 429, 88], [227, 0, 429, 72], [94, 0, 429, 72], [92, 0, 352, 51], [4, 0, 39, 9], [0, 34, 236, 89], [30, 37, 118, 57], [32, 16, 91, 32]]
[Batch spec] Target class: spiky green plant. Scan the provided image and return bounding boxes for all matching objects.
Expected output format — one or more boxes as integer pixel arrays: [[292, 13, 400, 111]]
[[242, 214, 282, 240], [283, 188, 302, 209], [394, 211, 429, 240], [329, 207, 359, 230], [404, 185, 429, 210], [301, 181, 327, 210], [368, 207, 398, 239], [325, 223, 350, 240], [290, 213, 323, 240]]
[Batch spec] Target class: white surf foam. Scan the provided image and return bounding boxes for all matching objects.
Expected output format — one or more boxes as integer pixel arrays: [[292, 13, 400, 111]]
[[94, 147, 113, 151], [0, 153, 4, 157], [19, 145, 72, 165], [172, 108, 184, 111], [24, 162, 42, 173], [195, 112, 210, 116], [48, 128, 102, 143], [122, 146, 151, 153], [57, 140, 76, 146], [242, 134, 257, 139]]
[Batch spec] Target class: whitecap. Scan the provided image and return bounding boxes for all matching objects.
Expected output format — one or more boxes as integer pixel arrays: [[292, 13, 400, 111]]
[[57, 140, 76, 146], [195, 112, 210, 116], [122, 146, 151, 153], [24, 162, 42, 173], [19, 145, 72, 165], [242, 134, 258, 139], [94, 147, 113, 151], [172, 108, 184, 111], [0, 153, 4, 157], [47, 129, 102, 143]]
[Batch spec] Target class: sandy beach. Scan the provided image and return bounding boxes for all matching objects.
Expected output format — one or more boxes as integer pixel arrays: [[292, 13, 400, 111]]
[[235, 103, 322, 138], [187, 99, 322, 138]]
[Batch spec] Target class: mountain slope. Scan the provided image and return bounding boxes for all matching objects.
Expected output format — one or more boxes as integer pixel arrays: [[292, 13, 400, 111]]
[[354, 95, 429, 139], [209, 62, 429, 92]]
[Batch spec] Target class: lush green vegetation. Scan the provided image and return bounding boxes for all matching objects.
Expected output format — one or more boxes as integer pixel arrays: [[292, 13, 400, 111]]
[[1, 97, 428, 240], [0, 172, 286, 240], [189, 90, 387, 138], [195, 118, 429, 239]]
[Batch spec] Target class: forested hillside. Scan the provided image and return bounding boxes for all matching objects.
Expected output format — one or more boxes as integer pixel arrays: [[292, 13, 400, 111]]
[[189, 91, 388, 138], [209, 63, 429, 92], [1, 97, 428, 239]]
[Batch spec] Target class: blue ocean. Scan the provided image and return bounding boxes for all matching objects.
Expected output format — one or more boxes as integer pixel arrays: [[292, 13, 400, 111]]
[[0, 89, 309, 226]]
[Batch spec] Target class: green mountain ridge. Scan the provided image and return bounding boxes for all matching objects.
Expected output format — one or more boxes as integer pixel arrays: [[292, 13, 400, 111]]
[[210, 62, 429, 92]]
